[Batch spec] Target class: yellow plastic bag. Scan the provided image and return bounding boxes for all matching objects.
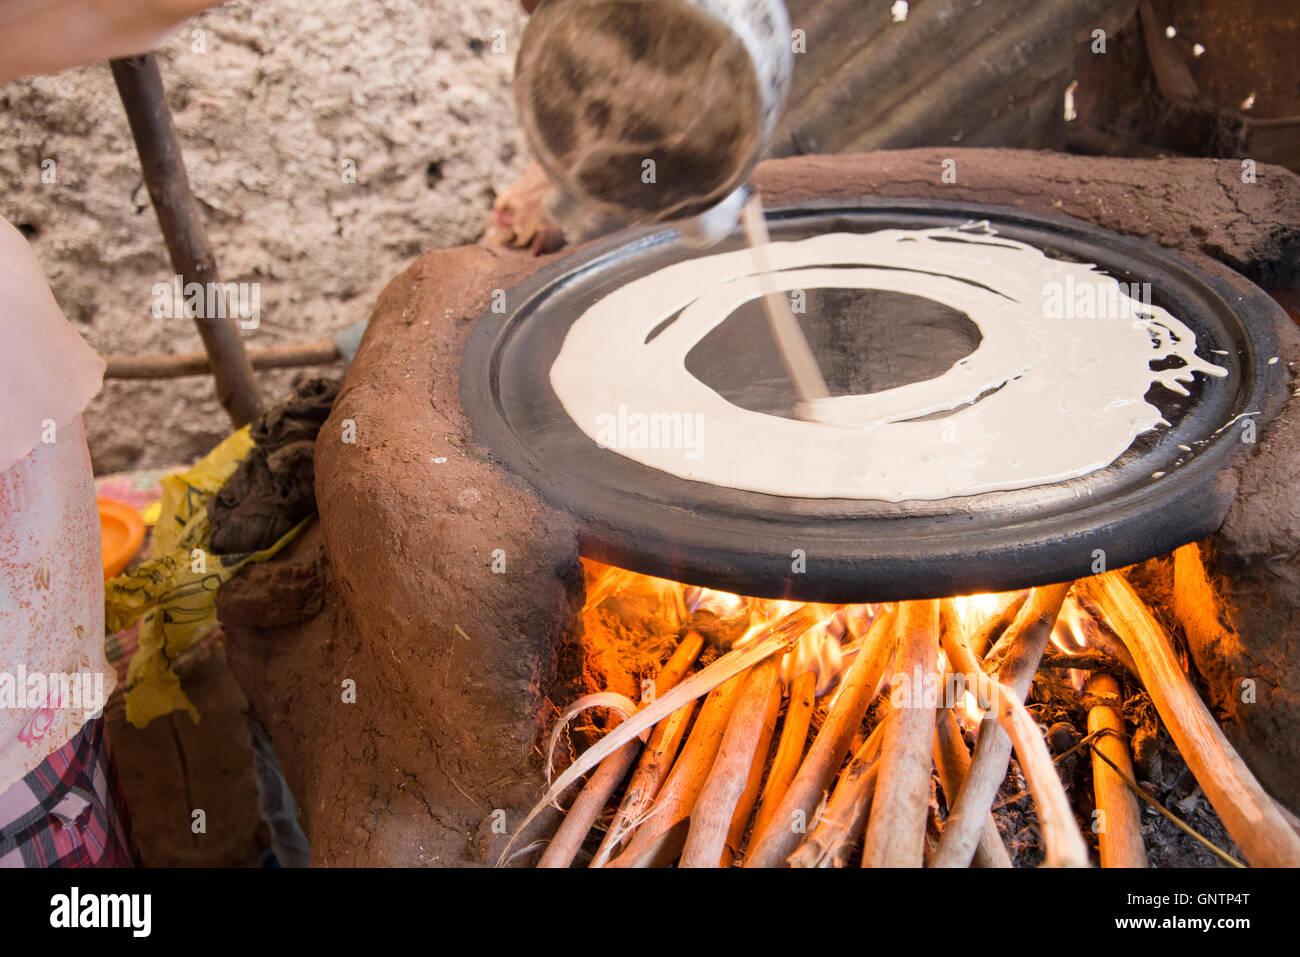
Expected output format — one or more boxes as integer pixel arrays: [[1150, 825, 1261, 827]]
[[105, 427, 307, 728]]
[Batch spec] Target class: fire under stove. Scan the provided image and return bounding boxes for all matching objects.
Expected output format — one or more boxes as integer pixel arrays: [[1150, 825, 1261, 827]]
[[218, 150, 1300, 868]]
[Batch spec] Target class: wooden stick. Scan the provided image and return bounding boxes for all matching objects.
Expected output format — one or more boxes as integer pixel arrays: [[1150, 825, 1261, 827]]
[[1038, 649, 1139, 678], [788, 717, 889, 867], [1070, 593, 1141, 676], [503, 604, 821, 863], [969, 592, 1030, 658], [722, 676, 783, 866], [750, 669, 817, 841], [985, 589, 1070, 669], [538, 631, 703, 867], [104, 339, 342, 379], [1080, 571, 1300, 867], [743, 606, 899, 868], [681, 657, 782, 867], [863, 599, 940, 867], [589, 697, 696, 866], [940, 594, 1089, 867], [933, 709, 1012, 868], [932, 583, 1072, 868], [606, 671, 749, 867], [110, 54, 262, 427], [1085, 672, 1146, 868]]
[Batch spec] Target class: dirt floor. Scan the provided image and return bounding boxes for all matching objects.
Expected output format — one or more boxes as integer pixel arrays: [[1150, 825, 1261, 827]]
[[109, 643, 268, 867], [0, 0, 529, 473]]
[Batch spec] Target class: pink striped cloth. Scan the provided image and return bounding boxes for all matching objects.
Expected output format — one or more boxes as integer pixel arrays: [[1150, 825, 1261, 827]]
[[0, 717, 134, 868]]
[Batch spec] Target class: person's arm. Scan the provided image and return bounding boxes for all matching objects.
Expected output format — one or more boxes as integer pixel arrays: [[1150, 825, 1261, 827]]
[[0, 0, 224, 85]]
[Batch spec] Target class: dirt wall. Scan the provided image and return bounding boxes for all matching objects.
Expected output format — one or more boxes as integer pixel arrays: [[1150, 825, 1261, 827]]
[[0, 0, 529, 472]]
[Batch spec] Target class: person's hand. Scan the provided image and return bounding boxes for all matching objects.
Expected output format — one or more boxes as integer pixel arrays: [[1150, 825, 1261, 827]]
[[0, 0, 226, 85], [483, 162, 566, 256]]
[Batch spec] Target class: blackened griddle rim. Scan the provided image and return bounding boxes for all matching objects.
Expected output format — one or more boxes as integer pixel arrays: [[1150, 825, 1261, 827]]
[[460, 199, 1286, 603]]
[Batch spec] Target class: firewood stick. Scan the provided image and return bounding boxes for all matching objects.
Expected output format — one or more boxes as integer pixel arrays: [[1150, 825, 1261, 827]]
[[923, 800, 944, 866], [743, 606, 900, 868], [863, 599, 940, 867], [970, 592, 1030, 658], [750, 668, 817, 841], [1038, 649, 1139, 678], [1085, 672, 1147, 868], [1275, 799, 1300, 838], [681, 657, 783, 867], [1080, 572, 1300, 867], [589, 697, 696, 867], [932, 583, 1072, 868], [606, 670, 749, 867], [933, 709, 1013, 868], [722, 676, 783, 866], [940, 593, 1089, 868], [788, 710, 891, 867], [998, 687, 1089, 866], [503, 607, 818, 865], [538, 631, 704, 867]]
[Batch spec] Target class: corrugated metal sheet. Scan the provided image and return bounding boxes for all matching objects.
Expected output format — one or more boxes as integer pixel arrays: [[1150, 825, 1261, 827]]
[[774, 0, 1137, 155]]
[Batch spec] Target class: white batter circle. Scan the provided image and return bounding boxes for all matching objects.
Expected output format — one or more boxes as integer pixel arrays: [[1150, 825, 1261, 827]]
[[549, 226, 1228, 501]]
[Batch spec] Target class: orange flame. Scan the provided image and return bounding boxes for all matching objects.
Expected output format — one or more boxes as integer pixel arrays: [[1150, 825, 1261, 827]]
[[951, 592, 1005, 633]]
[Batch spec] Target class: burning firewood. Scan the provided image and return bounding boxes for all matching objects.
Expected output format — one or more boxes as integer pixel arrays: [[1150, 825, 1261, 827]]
[[744, 606, 900, 868], [515, 549, 1293, 869], [933, 709, 1013, 867], [1079, 571, 1300, 868], [1084, 671, 1147, 868], [932, 587, 1070, 866], [721, 676, 784, 866], [787, 715, 890, 867], [680, 657, 783, 867], [932, 583, 1080, 867], [499, 604, 819, 865], [941, 621, 1092, 868], [537, 630, 704, 867], [968, 592, 1029, 657], [863, 599, 941, 867], [591, 695, 697, 867], [607, 672, 749, 867], [750, 668, 817, 844]]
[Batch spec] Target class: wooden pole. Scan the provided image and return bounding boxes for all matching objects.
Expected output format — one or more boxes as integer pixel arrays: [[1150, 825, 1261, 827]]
[[110, 54, 263, 427], [1080, 572, 1300, 868], [1085, 672, 1146, 868], [104, 339, 341, 379]]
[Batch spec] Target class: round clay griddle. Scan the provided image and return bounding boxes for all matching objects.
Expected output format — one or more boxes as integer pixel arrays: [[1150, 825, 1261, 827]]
[[460, 200, 1283, 602]]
